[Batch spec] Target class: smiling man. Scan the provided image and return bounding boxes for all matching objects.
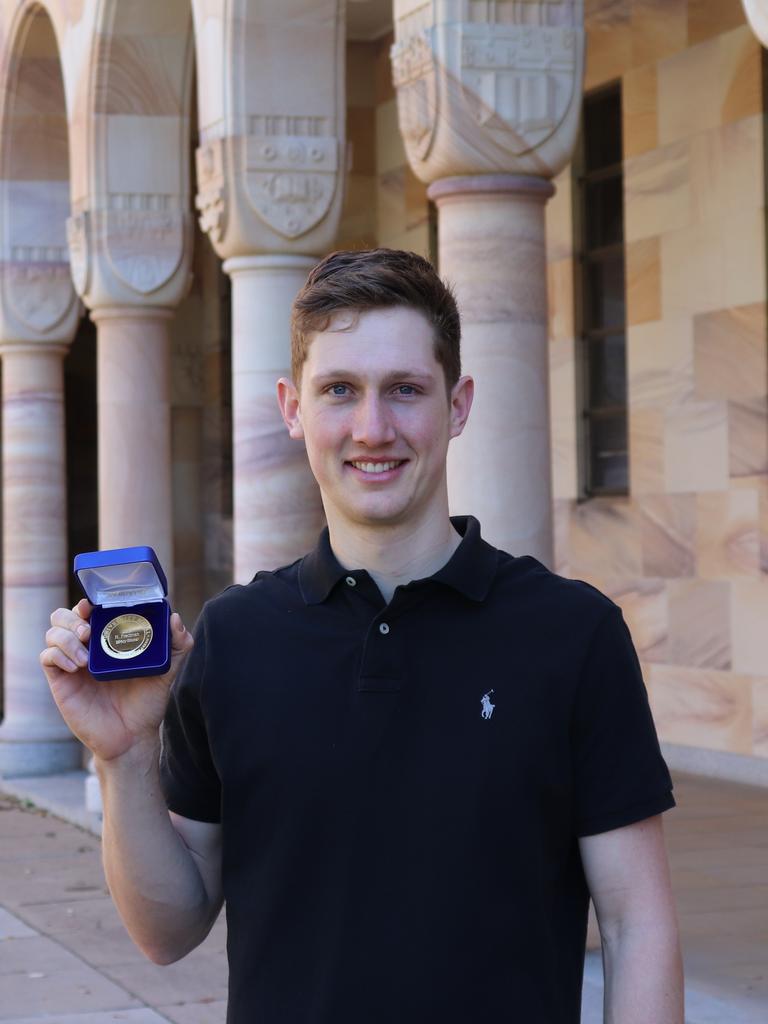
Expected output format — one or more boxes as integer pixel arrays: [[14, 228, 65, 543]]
[[41, 249, 683, 1024]]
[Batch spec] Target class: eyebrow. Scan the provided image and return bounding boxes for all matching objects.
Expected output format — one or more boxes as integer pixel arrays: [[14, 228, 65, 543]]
[[310, 370, 436, 386]]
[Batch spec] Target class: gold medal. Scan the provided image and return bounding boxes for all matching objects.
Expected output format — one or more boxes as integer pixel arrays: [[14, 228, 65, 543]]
[[100, 613, 153, 660]]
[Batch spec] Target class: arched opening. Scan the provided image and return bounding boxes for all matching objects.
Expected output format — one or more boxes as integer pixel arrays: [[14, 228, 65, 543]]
[[0, 3, 81, 723]]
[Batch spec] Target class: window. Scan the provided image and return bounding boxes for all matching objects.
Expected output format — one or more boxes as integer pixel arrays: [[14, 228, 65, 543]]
[[574, 85, 628, 496]]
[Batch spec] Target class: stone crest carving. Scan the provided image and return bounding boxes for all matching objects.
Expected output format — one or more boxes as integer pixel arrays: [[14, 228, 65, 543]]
[[5, 258, 74, 333], [392, 0, 584, 179], [196, 141, 227, 244], [66, 212, 90, 297], [105, 209, 185, 295], [459, 22, 579, 156], [244, 126, 339, 240], [391, 3, 437, 163]]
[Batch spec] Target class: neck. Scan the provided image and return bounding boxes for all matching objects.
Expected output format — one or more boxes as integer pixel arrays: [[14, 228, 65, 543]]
[[326, 507, 462, 603]]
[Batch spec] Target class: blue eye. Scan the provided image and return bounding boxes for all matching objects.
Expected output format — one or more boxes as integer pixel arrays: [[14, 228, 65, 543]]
[[396, 385, 416, 395], [330, 384, 348, 396]]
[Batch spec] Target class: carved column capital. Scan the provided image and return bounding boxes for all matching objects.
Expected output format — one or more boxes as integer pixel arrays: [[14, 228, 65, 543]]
[[0, 258, 81, 346], [742, 0, 768, 47], [0, 217, 81, 345], [66, 201, 194, 312], [195, 128, 346, 259], [192, 1, 347, 260], [392, 0, 585, 183]]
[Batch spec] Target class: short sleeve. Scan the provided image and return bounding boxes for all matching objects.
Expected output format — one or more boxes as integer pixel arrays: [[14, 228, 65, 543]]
[[159, 609, 222, 823], [571, 606, 675, 837]]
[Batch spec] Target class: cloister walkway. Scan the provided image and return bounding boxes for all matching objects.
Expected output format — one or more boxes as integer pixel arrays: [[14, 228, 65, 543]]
[[0, 771, 766, 1023]]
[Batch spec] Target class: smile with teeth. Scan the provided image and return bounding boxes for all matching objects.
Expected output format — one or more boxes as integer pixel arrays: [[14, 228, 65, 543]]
[[349, 460, 405, 474]]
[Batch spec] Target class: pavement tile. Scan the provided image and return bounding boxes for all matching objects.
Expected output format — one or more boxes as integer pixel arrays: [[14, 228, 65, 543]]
[[0, 853, 107, 908], [0, 907, 37, 939], [674, 882, 768, 912], [677, 906, 768, 940], [156, 1002, 227, 1024], [13, 897, 154, 970], [0, 934, 93, 975], [0, 964, 141, 1019], [684, 984, 768, 1024], [7, 1012, 171, 1023], [669, 844, 768, 867], [581, 952, 604, 1024], [15, 897, 227, 971], [101, 952, 228, 1009], [0, 798, 63, 836], [1, 831, 99, 862]]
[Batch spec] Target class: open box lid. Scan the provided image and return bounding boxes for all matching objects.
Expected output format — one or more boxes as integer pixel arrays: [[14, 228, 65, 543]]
[[74, 546, 167, 608]]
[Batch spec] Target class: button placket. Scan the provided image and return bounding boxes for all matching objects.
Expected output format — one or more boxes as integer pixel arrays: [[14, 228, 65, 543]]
[[358, 614, 401, 691]]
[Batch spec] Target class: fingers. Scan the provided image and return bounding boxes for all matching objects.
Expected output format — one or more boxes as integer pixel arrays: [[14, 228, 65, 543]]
[[51, 605, 92, 643], [40, 644, 80, 674], [44, 624, 89, 671]]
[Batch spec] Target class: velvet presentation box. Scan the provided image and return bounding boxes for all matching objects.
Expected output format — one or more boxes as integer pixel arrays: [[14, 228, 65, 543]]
[[74, 546, 171, 681]]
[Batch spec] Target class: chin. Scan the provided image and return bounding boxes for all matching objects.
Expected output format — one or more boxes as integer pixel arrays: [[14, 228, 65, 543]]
[[342, 499, 411, 526]]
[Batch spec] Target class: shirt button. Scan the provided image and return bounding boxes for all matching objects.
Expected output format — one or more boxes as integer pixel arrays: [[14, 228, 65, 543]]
[[345, 576, 356, 587], [379, 622, 390, 635]]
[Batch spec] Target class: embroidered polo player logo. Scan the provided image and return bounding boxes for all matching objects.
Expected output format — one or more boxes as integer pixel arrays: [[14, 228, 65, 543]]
[[480, 690, 495, 720]]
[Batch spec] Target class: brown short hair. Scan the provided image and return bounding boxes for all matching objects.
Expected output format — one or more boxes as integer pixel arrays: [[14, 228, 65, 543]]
[[290, 248, 461, 393]]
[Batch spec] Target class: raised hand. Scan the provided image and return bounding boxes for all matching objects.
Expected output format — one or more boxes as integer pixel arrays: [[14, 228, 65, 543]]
[[40, 598, 194, 763]]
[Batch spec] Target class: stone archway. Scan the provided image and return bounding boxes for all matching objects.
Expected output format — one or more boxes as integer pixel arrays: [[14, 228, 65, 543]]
[[69, 0, 197, 583], [0, 1, 82, 775], [0, 3, 76, 337]]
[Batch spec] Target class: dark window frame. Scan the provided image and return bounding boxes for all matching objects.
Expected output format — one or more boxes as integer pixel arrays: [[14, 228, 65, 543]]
[[573, 82, 629, 499]]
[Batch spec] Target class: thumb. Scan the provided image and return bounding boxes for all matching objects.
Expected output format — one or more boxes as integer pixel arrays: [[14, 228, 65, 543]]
[[169, 612, 194, 657]]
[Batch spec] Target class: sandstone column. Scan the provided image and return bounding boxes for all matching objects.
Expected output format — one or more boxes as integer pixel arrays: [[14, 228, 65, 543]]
[[91, 308, 174, 566], [192, 0, 347, 580], [0, 275, 82, 777], [224, 255, 319, 579], [742, 1, 768, 45], [392, 0, 585, 565], [66, 215, 190, 588]]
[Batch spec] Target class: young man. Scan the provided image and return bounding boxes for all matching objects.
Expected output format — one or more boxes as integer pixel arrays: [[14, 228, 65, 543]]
[[41, 249, 683, 1023]]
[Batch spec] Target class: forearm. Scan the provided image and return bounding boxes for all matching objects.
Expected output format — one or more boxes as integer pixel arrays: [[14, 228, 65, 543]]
[[96, 741, 217, 964], [601, 923, 684, 1024]]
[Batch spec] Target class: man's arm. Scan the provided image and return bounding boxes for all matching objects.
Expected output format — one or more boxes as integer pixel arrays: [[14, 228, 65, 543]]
[[41, 601, 222, 965], [579, 814, 684, 1024], [97, 742, 223, 965]]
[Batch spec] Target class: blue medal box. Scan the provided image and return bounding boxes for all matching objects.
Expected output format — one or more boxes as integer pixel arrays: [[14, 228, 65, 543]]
[[73, 546, 171, 681]]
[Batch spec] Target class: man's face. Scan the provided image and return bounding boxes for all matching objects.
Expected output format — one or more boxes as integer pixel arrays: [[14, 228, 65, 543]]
[[278, 306, 473, 531]]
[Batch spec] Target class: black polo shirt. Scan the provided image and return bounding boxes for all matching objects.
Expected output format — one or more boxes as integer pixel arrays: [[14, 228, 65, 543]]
[[160, 516, 674, 1024]]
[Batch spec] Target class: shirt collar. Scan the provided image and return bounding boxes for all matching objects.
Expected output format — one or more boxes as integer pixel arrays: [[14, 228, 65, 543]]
[[298, 515, 498, 605]]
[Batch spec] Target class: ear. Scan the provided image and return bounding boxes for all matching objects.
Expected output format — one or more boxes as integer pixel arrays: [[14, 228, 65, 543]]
[[449, 374, 474, 439], [277, 377, 304, 440]]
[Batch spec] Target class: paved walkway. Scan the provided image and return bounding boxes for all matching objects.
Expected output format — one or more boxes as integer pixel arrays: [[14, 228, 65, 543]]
[[0, 772, 766, 1023]]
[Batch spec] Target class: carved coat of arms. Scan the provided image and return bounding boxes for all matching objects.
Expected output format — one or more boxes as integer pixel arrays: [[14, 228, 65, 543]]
[[459, 24, 579, 156], [5, 261, 74, 334], [245, 134, 339, 240], [105, 210, 185, 295]]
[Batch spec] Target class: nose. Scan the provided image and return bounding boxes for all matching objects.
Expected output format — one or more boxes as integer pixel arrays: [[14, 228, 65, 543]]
[[351, 393, 397, 446]]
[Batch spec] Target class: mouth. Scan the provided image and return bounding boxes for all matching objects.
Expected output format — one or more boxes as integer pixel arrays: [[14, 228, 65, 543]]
[[345, 459, 408, 480]]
